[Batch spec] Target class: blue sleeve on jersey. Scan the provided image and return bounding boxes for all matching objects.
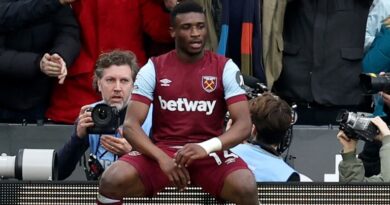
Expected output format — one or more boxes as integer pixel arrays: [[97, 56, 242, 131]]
[[133, 59, 156, 101], [222, 59, 246, 100]]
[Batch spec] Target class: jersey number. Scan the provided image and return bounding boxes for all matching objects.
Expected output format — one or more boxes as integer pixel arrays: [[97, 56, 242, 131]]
[[209, 150, 238, 165]]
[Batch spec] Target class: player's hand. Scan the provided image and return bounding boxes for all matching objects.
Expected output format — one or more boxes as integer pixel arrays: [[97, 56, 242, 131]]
[[100, 135, 132, 156], [337, 130, 358, 153], [76, 105, 94, 138], [174, 143, 208, 168], [159, 156, 190, 191]]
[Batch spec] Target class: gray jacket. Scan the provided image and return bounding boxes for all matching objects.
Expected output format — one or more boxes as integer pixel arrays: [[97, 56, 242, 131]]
[[339, 135, 390, 182]]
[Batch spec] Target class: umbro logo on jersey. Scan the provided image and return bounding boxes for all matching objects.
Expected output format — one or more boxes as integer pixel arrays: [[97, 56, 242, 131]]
[[158, 96, 216, 115], [202, 76, 217, 93], [160, 78, 172, 87]]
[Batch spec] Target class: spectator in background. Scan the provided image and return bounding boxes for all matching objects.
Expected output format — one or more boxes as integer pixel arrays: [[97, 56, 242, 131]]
[[358, 2, 390, 177], [273, 0, 372, 125], [56, 50, 152, 180], [0, 0, 80, 123], [338, 117, 390, 182], [364, 0, 390, 52], [231, 93, 311, 182], [358, 90, 390, 178], [46, 0, 176, 124], [361, 0, 390, 117]]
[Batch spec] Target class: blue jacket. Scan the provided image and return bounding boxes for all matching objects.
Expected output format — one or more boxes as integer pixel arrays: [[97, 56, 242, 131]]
[[56, 104, 153, 180], [363, 25, 390, 74], [363, 25, 390, 116], [231, 143, 298, 182]]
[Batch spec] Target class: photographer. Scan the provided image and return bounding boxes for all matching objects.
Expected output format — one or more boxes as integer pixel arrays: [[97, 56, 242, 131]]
[[231, 92, 311, 182], [356, 73, 390, 177], [56, 50, 152, 180], [338, 117, 390, 182]]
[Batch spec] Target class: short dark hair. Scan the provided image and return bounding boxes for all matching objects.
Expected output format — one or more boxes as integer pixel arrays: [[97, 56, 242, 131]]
[[93, 50, 139, 91], [170, 0, 204, 26], [249, 93, 292, 145]]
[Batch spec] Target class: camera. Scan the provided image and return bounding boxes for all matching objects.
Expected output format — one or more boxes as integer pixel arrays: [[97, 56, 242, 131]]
[[360, 73, 390, 94], [336, 111, 379, 142], [87, 103, 120, 134], [0, 149, 57, 180], [242, 74, 269, 99]]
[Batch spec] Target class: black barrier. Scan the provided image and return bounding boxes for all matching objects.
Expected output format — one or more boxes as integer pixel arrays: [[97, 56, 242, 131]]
[[0, 124, 349, 181], [1, 181, 390, 204]]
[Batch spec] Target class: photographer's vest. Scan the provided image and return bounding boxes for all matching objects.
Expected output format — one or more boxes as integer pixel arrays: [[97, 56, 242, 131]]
[[231, 143, 298, 182], [89, 133, 120, 168]]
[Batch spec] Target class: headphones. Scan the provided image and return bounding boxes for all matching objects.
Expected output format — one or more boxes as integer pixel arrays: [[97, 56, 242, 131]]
[[241, 75, 298, 155]]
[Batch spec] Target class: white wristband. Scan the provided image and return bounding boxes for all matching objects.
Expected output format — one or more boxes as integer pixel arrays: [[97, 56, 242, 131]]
[[198, 137, 222, 154]]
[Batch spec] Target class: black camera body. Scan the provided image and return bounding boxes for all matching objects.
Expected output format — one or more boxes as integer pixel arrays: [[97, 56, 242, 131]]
[[360, 73, 390, 94], [241, 74, 269, 99], [244, 82, 269, 99], [336, 111, 378, 142], [87, 103, 120, 134]]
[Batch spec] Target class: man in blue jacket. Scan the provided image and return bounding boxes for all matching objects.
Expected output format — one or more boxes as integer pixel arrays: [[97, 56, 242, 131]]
[[56, 50, 152, 180]]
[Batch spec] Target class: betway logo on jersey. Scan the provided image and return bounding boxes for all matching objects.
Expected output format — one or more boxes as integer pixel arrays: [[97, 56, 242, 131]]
[[158, 96, 216, 115]]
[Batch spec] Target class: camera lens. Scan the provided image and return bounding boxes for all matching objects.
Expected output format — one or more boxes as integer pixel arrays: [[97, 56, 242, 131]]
[[360, 73, 390, 94], [92, 104, 112, 126], [97, 108, 107, 120]]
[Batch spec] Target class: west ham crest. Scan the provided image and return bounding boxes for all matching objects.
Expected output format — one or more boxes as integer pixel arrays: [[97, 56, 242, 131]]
[[202, 76, 217, 93]]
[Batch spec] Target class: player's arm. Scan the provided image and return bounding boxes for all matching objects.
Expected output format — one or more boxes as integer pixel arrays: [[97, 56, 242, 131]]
[[124, 98, 190, 189], [219, 59, 251, 147], [123, 101, 164, 160], [219, 100, 251, 148], [124, 59, 190, 189], [123, 59, 168, 162]]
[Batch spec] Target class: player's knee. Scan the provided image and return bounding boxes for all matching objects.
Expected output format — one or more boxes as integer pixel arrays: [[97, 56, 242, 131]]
[[231, 173, 258, 199], [99, 163, 132, 199], [238, 179, 257, 198]]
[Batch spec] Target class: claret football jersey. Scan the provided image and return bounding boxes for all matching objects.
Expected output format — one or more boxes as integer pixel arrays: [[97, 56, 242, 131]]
[[132, 50, 246, 147]]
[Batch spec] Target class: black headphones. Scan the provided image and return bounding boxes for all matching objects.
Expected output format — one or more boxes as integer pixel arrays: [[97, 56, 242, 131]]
[[242, 75, 298, 155]]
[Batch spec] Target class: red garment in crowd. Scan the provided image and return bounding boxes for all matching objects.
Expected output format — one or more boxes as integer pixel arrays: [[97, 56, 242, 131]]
[[46, 0, 172, 123]]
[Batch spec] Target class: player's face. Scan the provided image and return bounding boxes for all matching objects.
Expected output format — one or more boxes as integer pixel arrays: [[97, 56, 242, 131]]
[[171, 12, 207, 60], [98, 65, 133, 111]]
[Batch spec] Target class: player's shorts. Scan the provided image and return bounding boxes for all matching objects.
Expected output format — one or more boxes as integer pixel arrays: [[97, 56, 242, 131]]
[[119, 146, 249, 197]]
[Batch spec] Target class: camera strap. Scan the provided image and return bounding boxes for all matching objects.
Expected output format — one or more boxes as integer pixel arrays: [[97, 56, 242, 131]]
[[82, 153, 91, 180]]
